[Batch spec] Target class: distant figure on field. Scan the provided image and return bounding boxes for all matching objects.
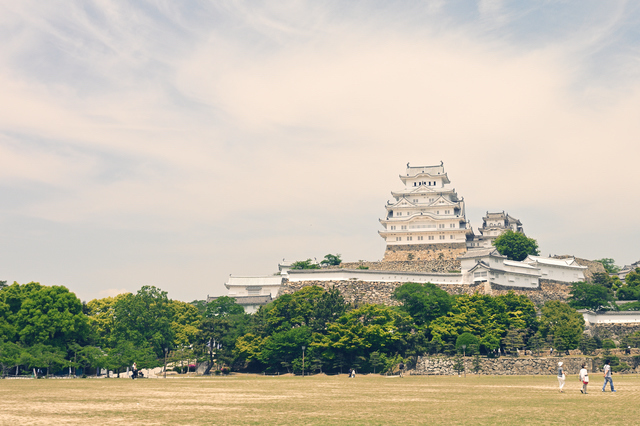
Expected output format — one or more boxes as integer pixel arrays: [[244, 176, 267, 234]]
[[550, 348, 554, 356], [579, 363, 589, 394], [132, 362, 138, 380], [399, 363, 405, 378], [602, 360, 615, 392], [557, 362, 565, 393]]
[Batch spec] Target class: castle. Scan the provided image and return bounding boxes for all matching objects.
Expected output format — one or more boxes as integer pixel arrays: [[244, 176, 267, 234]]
[[216, 162, 591, 313]]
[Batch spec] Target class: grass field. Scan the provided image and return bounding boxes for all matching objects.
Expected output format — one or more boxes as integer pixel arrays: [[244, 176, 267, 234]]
[[1, 374, 639, 425]]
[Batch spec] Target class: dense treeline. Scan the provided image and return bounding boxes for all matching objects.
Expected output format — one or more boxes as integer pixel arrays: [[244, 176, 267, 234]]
[[1, 280, 638, 378]]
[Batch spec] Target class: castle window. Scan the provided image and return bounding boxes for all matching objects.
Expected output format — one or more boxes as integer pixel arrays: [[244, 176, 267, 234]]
[[396, 237, 401, 241], [401, 225, 407, 230], [450, 235, 454, 239], [428, 236, 434, 240], [439, 235, 445, 240], [407, 236, 412, 241], [418, 236, 423, 241]]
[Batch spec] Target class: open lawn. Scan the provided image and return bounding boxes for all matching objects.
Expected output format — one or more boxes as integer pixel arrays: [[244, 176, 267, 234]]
[[1, 374, 639, 425]]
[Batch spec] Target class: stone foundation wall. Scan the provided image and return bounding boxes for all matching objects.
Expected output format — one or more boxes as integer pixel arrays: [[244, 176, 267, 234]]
[[412, 356, 640, 376], [329, 259, 461, 273], [280, 279, 573, 307], [382, 243, 467, 262], [279, 280, 402, 306], [586, 323, 640, 341]]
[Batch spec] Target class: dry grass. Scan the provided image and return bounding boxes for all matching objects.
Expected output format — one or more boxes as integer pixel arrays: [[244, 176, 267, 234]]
[[1, 373, 639, 425]]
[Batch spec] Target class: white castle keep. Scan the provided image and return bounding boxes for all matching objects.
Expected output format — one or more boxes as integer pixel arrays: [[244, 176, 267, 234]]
[[379, 162, 471, 245]]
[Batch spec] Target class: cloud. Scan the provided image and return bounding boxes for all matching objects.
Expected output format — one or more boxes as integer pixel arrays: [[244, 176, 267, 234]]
[[1, 1, 639, 301]]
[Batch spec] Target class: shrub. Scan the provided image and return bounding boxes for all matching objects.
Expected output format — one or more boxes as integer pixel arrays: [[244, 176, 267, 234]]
[[220, 366, 231, 375]]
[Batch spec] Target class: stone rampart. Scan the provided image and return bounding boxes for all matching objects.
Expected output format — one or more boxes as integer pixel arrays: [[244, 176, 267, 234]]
[[412, 356, 640, 376], [586, 323, 640, 341], [280, 279, 573, 307], [329, 259, 461, 273], [382, 243, 467, 262], [280, 280, 401, 306]]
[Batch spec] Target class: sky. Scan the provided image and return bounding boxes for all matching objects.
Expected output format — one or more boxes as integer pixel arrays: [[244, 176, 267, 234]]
[[1, 1, 640, 303]]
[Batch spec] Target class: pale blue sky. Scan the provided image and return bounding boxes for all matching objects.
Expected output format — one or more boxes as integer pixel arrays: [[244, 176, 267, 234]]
[[1, 1, 639, 302]]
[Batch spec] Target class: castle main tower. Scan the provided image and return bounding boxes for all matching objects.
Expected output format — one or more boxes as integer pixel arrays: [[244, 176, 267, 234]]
[[379, 162, 471, 261]]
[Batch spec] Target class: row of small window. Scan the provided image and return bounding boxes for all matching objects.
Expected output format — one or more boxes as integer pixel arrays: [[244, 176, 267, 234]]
[[390, 223, 457, 230], [395, 235, 455, 241], [413, 181, 437, 186], [396, 209, 451, 216]]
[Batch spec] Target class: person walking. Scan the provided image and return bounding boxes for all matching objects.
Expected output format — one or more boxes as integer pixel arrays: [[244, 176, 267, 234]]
[[557, 362, 566, 393], [602, 360, 615, 392], [579, 363, 589, 394], [399, 363, 405, 378]]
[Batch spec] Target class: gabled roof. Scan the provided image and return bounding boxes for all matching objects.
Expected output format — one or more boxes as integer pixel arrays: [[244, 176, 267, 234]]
[[468, 261, 491, 273], [523, 255, 587, 269], [458, 248, 505, 259]]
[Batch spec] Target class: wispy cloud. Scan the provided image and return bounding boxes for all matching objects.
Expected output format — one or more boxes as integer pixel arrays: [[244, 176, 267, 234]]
[[1, 1, 639, 301]]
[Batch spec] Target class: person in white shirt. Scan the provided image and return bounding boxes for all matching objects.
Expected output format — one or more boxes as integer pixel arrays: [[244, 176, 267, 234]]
[[602, 360, 615, 392], [579, 363, 589, 394], [557, 362, 566, 393]]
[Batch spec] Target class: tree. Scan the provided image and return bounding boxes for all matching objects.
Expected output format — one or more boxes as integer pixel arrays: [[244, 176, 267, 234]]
[[455, 332, 479, 355], [502, 328, 525, 356], [595, 258, 620, 274], [204, 296, 244, 318], [617, 268, 640, 300], [579, 335, 597, 355], [369, 351, 383, 373], [429, 292, 537, 354], [290, 259, 320, 270], [539, 301, 584, 350], [568, 282, 615, 311], [111, 286, 174, 359], [1, 282, 90, 348], [492, 230, 539, 261], [320, 254, 342, 266], [393, 282, 452, 325]]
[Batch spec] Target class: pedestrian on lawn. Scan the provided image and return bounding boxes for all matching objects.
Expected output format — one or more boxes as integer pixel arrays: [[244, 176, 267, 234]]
[[602, 360, 615, 392], [579, 363, 589, 394], [557, 362, 566, 393]]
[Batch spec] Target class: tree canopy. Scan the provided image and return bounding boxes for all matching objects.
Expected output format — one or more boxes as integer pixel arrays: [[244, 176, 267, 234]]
[[320, 254, 342, 266], [393, 282, 451, 325], [568, 281, 615, 311], [290, 259, 320, 270], [595, 258, 620, 274], [492, 230, 539, 261]]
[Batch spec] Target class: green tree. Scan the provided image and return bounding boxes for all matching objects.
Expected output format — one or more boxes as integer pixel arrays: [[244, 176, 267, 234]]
[[369, 351, 383, 373], [492, 230, 539, 261], [320, 254, 342, 266], [111, 286, 174, 359], [429, 292, 537, 353], [393, 282, 452, 325], [0, 341, 23, 377], [204, 296, 244, 318], [539, 301, 584, 350], [594, 258, 620, 274], [502, 328, 525, 356], [290, 259, 320, 270], [579, 335, 597, 355], [568, 282, 615, 311], [170, 300, 202, 349], [1, 282, 90, 348], [455, 332, 479, 355]]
